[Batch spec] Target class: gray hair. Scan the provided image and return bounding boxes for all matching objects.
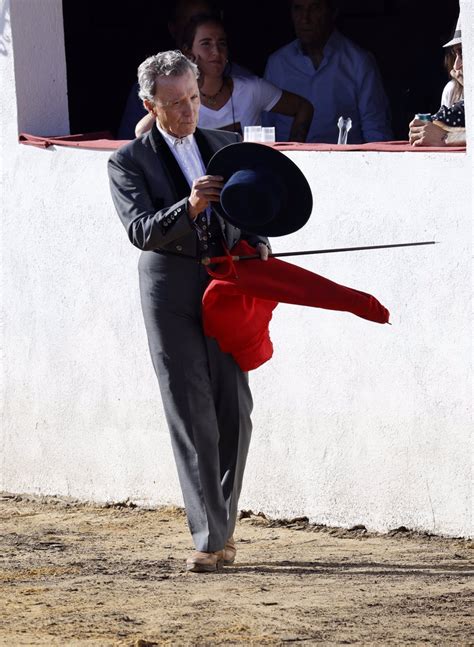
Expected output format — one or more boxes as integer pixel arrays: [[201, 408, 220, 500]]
[[137, 50, 199, 103]]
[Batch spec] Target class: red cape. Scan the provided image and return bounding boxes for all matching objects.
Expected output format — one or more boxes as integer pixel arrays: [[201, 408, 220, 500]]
[[202, 241, 390, 371]]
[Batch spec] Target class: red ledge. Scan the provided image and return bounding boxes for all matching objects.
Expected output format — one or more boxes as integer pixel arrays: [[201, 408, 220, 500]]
[[18, 132, 466, 153]]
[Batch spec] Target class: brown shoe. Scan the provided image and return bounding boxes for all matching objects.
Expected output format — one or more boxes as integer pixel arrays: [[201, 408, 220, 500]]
[[224, 536, 236, 565], [186, 550, 224, 573]]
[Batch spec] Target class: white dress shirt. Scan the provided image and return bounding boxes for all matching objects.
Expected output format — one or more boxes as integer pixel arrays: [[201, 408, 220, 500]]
[[157, 126, 212, 233], [263, 30, 393, 143], [157, 125, 206, 186]]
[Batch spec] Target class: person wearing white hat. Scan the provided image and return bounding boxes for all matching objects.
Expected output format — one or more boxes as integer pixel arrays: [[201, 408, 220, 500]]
[[408, 14, 466, 148], [440, 15, 463, 109]]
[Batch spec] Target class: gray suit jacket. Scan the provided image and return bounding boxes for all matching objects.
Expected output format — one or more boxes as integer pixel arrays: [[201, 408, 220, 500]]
[[108, 124, 269, 256]]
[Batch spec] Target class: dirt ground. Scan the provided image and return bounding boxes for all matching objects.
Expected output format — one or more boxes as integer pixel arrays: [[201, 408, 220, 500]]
[[1, 495, 473, 646]]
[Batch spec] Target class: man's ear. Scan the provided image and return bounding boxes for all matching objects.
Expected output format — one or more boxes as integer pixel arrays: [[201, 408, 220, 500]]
[[144, 99, 155, 115]]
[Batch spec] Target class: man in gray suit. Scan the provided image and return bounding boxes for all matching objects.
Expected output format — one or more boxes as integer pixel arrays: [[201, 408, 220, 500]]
[[108, 50, 269, 573]]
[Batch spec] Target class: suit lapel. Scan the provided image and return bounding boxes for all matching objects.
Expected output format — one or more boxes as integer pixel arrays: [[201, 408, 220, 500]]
[[149, 123, 190, 201], [194, 128, 214, 168]]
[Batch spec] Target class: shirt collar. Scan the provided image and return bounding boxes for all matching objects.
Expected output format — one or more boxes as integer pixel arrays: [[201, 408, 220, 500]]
[[157, 124, 194, 148]]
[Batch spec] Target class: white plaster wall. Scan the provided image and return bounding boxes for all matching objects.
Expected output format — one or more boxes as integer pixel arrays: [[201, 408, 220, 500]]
[[244, 150, 472, 538], [1, 0, 472, 537], [9, 0, 69, 136]]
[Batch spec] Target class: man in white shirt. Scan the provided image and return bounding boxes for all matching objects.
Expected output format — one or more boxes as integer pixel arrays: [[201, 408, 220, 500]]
[[263, 0, 393, 143], [108, 51, 269, 573]]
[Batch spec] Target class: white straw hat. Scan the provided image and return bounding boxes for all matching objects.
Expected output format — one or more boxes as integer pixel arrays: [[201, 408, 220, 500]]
[[443, 15, 461, 47]]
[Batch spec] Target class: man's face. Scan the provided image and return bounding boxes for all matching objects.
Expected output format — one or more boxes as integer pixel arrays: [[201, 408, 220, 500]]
[[149, 70, 200, 139], [291, 0, 331, 48]]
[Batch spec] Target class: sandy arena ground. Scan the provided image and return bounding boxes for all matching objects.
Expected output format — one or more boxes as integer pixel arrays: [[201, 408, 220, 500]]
[[1, 495, 473, 646]]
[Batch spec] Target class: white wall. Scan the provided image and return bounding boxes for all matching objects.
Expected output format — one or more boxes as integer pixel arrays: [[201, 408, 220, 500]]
[[1, 0, 472, 537], [9, 0, 69, 136]]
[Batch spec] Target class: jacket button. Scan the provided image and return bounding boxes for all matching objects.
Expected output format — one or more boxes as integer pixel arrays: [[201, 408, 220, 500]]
[[176, 245, 183, 251]]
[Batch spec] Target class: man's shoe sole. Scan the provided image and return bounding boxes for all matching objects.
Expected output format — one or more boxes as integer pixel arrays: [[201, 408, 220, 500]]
[[186, 559, 224, 573], [186, 562, 224, 573]]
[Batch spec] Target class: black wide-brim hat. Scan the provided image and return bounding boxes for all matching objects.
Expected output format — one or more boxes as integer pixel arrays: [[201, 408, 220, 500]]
[[207, 142, 313, 237]]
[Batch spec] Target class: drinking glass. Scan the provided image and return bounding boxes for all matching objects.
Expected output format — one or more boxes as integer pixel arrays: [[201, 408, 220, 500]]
[[243, 126, 262, 142], [261, 127, 276, 143]]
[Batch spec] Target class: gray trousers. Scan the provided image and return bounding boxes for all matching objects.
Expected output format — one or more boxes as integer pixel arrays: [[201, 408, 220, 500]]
[[138, 251, 253, 552]]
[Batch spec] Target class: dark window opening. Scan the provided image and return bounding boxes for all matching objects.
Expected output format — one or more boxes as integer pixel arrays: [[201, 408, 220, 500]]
[[63, 0, 461, 141]]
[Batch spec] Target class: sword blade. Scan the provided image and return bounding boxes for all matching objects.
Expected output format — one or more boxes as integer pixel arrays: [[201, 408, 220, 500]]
[[235, 241, 437, 261]]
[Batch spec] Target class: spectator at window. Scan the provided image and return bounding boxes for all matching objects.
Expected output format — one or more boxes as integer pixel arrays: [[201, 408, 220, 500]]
[[409, 16, 466, 148], [135, 14, 313, 141], [262, 0, 393, 144], [117, 0, 253, 139], [440, 15, 463, 108]]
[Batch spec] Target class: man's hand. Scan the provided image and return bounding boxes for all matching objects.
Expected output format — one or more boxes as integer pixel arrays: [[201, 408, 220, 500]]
[[409, 119, 447, 147], [188, 175, 224, 220], [256, 243, 269, 261]]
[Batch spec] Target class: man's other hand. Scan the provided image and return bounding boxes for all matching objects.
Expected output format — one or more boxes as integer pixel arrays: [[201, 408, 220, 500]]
[[257, 243, 269, 261]]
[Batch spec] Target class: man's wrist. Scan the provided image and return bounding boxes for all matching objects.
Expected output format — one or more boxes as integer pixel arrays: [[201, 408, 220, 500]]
[[186, 198, 199, 221]]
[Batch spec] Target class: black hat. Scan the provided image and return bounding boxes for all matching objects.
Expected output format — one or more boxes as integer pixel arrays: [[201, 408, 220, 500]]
[[207, 142, 313, 237]]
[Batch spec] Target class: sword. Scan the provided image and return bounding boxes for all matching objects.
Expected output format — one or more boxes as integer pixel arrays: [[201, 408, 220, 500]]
[[201, 241, 437, 265]]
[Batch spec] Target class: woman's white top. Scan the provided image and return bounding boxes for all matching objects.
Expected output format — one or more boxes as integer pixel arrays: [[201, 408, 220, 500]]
[[198, 75, 282, 131], [440, 80, 464, 108]]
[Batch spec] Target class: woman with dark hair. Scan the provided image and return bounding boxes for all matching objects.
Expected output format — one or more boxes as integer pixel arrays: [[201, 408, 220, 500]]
[[135, 14, 313, 141]]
